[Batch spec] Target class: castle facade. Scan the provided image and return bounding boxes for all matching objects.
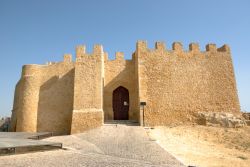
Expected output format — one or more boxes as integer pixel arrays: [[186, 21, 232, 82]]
[[10, 41, 240, 134]]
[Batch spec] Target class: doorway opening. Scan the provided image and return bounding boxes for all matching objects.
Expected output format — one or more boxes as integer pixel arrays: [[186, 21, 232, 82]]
[[112, 86, 129, 120]]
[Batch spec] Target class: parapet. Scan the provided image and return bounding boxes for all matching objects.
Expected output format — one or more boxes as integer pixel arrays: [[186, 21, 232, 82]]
[[134, 41, 231, 54], [206, 44, 217, 52], [74, 44, 106, 62], [172, 42, 183, 52], [63, 54, 72, 62], [115, 52, 124, 60], [93, 44, 104, 55], [76, 45, 86, 58], [155, 42, 166, 50], [189, 43, 200, 52], [104, 52, 109, 61], [22, 64, 44, 77], [136, 40, 147, 51], [66, 41, 231, 63], [217, 44, 230, 52]]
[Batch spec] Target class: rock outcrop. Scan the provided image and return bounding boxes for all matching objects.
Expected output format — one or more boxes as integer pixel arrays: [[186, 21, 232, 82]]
[[242, 112, 250, 126], [197, 112, 246, 128]]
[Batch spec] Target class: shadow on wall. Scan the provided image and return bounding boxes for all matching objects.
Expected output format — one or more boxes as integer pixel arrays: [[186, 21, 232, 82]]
[[104, 60, 139, 121], [37, 69, 75, 135]]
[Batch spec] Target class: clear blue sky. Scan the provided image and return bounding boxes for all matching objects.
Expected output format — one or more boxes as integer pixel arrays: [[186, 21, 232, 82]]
[[0, 0, 249, 116]]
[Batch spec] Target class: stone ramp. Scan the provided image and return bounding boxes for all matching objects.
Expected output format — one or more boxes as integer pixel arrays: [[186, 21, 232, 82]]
[[0, 149, 181, 167], [73, 124, 184, 166], [0, 125, 184, 166]]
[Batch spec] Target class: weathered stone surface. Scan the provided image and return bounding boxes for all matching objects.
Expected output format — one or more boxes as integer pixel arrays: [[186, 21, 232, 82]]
[[197, 112, 246, 128], [70, 109, 103, 134]]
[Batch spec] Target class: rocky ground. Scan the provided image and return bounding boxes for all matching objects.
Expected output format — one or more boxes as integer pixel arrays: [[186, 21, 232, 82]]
[[149, 125, 250, 167]]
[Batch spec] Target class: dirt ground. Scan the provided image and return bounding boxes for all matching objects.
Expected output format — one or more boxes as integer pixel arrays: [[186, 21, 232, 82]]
[[148, 125, 250, 167]]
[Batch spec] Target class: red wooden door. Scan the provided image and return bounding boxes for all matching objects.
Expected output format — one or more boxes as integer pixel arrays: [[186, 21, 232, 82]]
[[112, 86, 129, 120]]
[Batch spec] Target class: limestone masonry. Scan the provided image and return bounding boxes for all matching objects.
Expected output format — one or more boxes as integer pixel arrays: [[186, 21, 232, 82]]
[[10, 41, 240, 134]]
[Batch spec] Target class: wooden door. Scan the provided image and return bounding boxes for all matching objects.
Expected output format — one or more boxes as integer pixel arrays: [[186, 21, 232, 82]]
[[112, 86, 129, 120]]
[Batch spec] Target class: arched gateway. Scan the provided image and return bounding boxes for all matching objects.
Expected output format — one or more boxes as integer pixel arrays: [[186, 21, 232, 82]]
[[112, 86, 129, 120]]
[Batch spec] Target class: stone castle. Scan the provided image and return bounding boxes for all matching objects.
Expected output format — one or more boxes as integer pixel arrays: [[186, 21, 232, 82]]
[[10, 41, 240, 134]]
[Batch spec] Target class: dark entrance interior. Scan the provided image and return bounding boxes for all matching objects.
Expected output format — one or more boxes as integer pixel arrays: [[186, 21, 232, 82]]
[[112, 86, 129, 120]]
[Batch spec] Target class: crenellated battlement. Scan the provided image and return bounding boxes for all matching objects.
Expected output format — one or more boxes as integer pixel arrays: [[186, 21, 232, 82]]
[[76, 44, 104, 57], [76, 44, 104, 58], [135, 40, 231, 53], [74, 44, 104, 62], [43, 41, 232, 66], [59, 41, 231, 64], [105, 51, 131, 62]]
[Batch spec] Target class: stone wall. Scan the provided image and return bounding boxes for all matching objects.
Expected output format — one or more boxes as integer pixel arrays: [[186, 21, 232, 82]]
[[135, 41, 240, 126], [70, 109, 103, 133], [104, 52, 139, 121]]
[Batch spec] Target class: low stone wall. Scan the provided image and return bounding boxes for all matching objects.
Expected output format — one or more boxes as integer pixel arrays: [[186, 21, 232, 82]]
[[70, 109, 103, 134]]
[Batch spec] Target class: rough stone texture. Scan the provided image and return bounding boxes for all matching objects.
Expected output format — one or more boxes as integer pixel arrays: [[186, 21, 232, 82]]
[[71, 110, 103, 133], [10, 41, 240, 134], [197, 112, 246, 128], [73, 46, 103, 110]]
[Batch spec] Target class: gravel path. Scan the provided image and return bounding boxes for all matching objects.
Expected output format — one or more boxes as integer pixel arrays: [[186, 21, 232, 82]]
[[0, 124, 185, 167]]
